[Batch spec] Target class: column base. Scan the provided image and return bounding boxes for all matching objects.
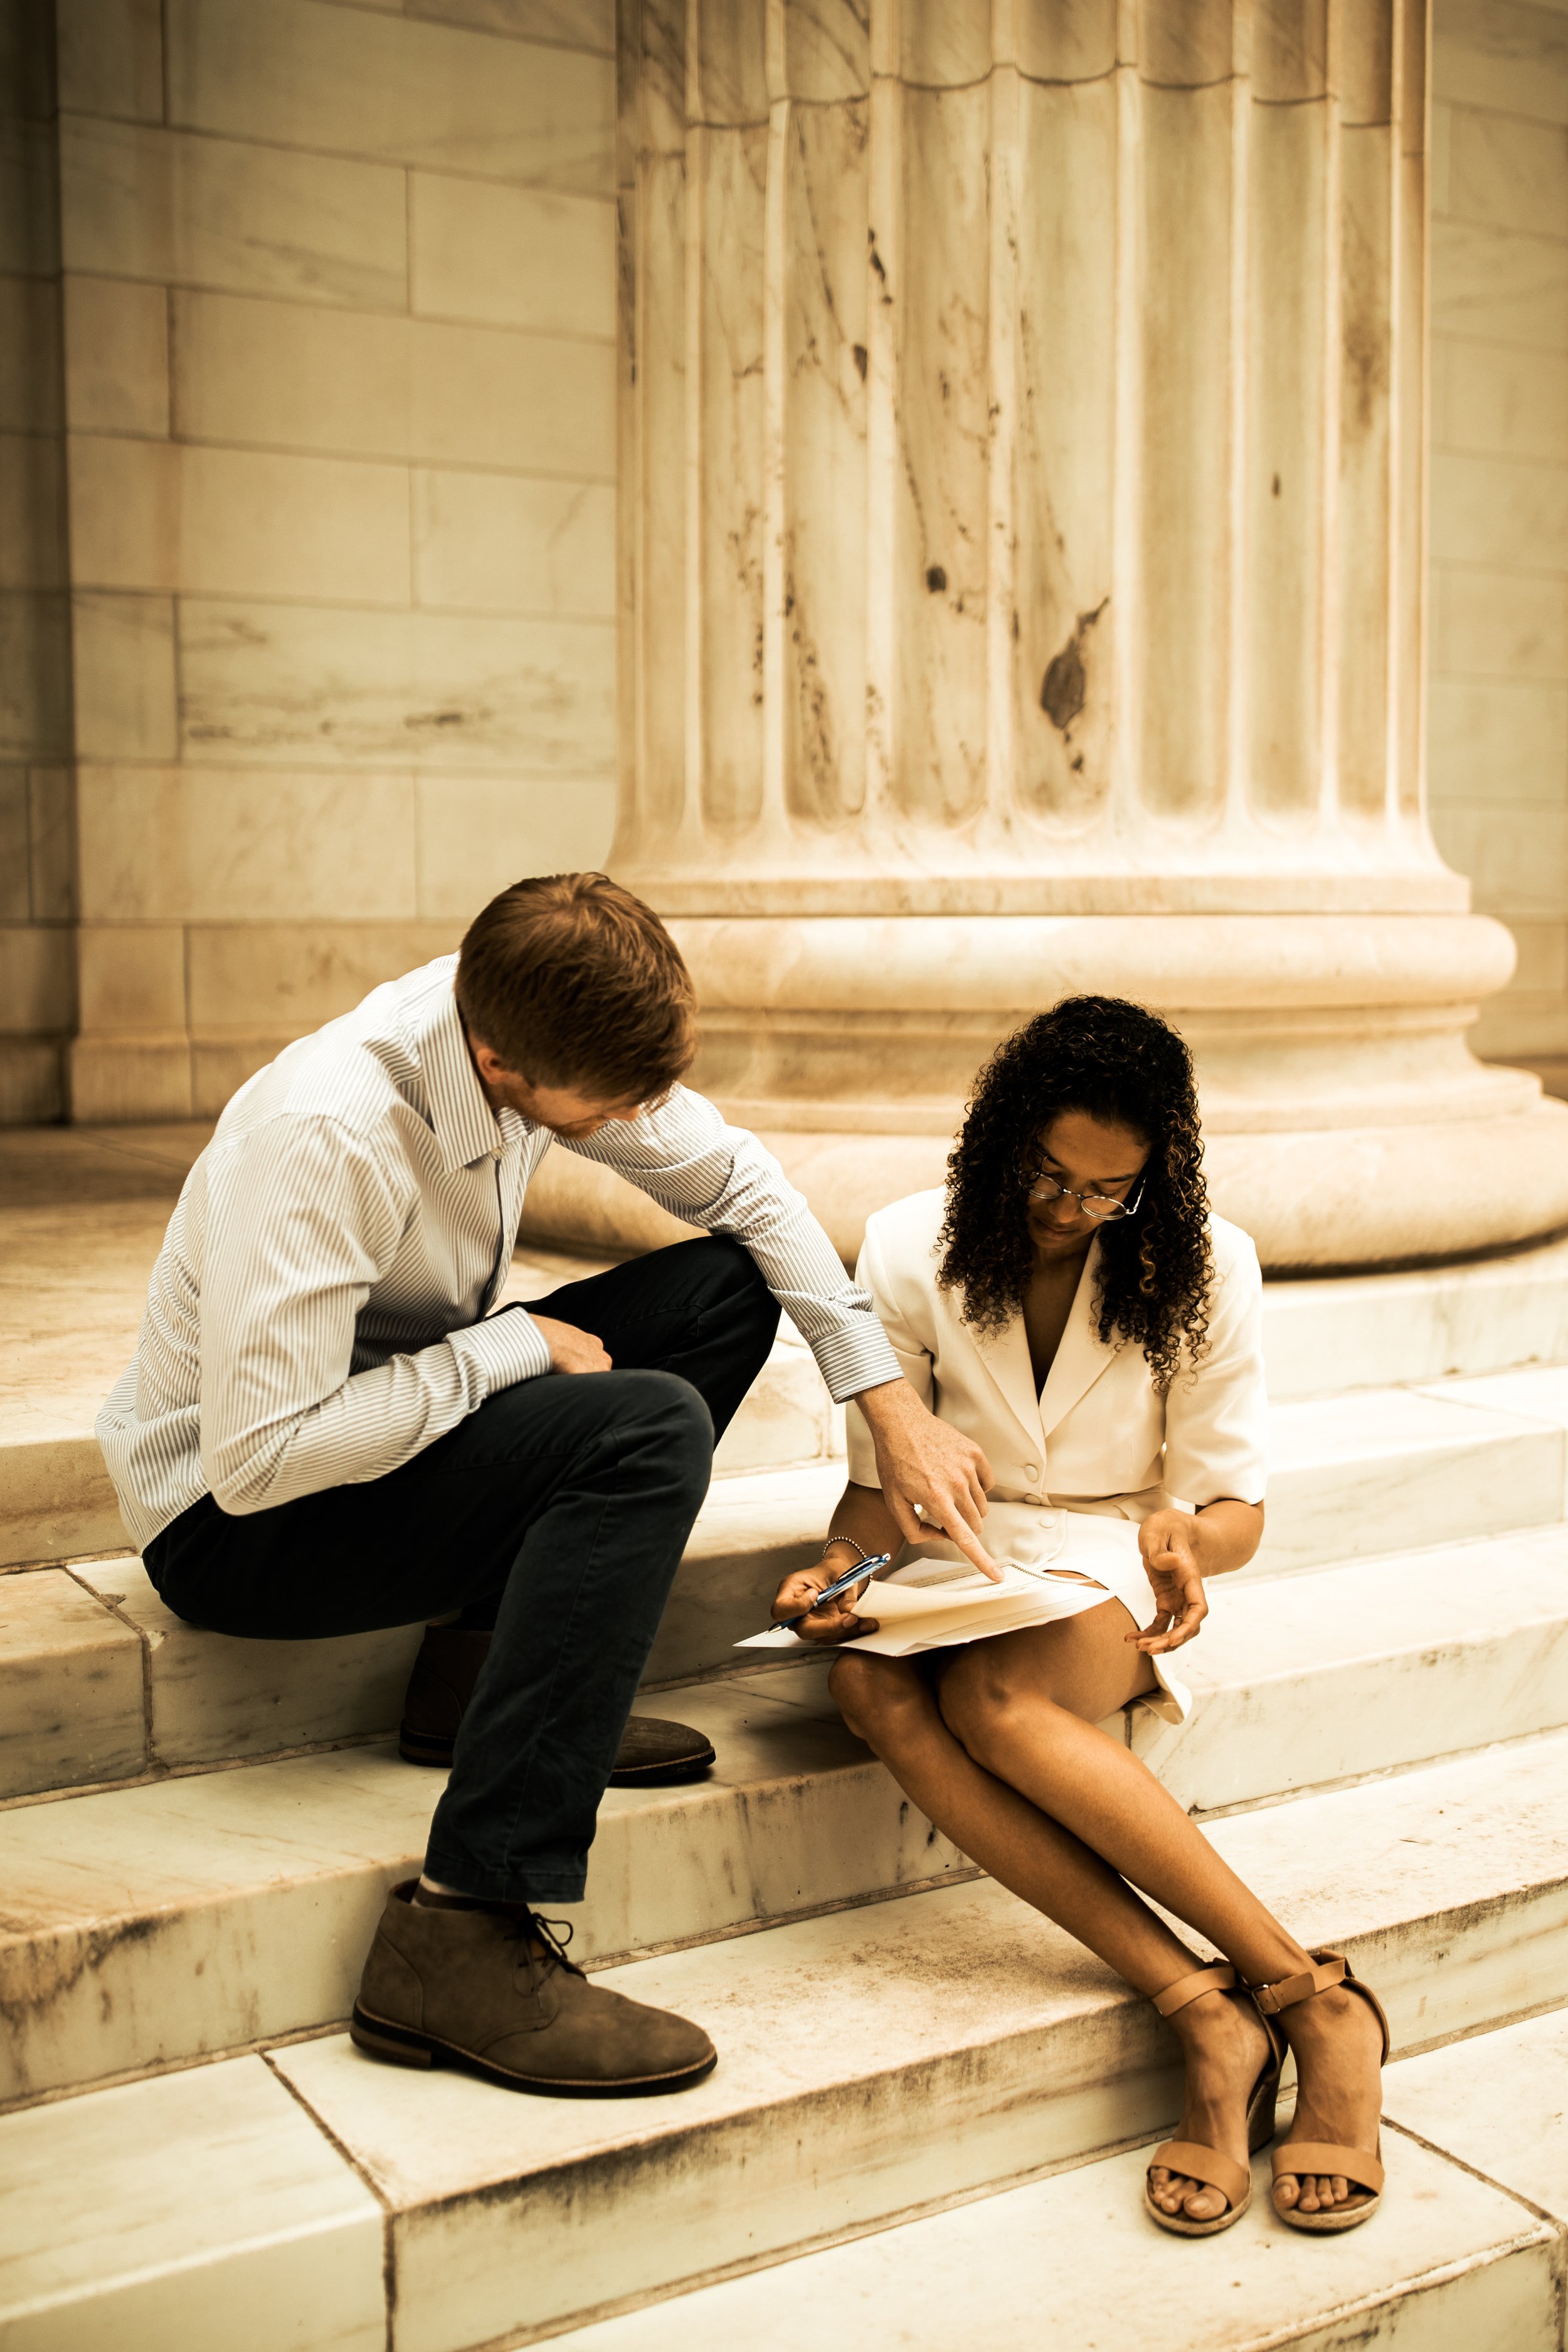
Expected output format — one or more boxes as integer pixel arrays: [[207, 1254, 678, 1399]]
[[519, 909, 1568, 1273], [516, 1103, 1568, 1274]]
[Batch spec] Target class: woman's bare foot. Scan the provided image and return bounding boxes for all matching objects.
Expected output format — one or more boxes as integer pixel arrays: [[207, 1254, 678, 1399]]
[[1273, 1982, 1385, 2217], [1147, 1988, 1275, 2223]]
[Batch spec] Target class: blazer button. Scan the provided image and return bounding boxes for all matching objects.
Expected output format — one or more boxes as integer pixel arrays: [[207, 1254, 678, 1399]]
[[1024, 1463, 1040, 1481]]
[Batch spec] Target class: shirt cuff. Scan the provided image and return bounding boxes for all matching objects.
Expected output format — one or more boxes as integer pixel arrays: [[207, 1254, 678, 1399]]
[[448, 1306, 554, 1394], [810, 1323, 904, 1405]]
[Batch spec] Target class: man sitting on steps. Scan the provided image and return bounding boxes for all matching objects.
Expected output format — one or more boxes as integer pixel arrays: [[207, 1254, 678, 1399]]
[[97, 872, 988, 2098]]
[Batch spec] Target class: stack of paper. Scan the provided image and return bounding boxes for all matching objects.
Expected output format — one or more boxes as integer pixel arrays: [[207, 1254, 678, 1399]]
[[739, 1517, 1142, 1659]]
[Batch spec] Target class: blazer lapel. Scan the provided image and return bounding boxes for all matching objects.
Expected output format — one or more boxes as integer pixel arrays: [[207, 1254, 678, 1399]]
[[1037, 1238, 1125, 1437], [975, 1315, 1046, 1452]]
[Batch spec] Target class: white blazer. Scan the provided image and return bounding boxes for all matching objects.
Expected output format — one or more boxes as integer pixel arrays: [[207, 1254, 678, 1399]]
[[845, 1189, 1269, 1522]]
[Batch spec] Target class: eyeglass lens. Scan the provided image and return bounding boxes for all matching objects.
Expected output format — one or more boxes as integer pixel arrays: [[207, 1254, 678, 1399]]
[[1027, 1175, 1128, 1220]]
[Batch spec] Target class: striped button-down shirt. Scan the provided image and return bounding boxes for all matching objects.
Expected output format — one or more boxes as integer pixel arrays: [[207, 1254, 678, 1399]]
[[98, 956, 901, 1550]]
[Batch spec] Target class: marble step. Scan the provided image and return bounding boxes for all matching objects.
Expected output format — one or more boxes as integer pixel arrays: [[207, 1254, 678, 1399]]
[[11, 1549, 1568, 2115], [11, 1224, 1568, 1574], [13, 2014, 1566, 2352], [0, 1459, 842, 1801], [1253, 1363, 1568, 1577], [0, 1665, 972, 2109], [13, 1361, 1568, 1792], [548, 2021, 1568, 2352], [1134, 1518, 1568, 1814], [0, 2055, 388, 2352], [1259, 1231, 1568, 1401], [197, 1732, 1568, 2347], [16, 1505, 1568, 1831]]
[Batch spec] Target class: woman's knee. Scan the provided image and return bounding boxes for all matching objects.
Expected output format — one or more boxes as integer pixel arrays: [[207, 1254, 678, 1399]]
[[938, 1648, 1058, 1763], [829, 1652, 931, 1747]]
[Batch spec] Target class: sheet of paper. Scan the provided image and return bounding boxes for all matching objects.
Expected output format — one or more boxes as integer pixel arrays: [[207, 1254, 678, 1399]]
[[736, 1560, 1120, 1656]]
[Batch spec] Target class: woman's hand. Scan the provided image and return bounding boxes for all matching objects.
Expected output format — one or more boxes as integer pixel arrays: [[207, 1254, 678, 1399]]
[[1131, 1508, 1209, 1653], [770, 1564, 879, 1646]]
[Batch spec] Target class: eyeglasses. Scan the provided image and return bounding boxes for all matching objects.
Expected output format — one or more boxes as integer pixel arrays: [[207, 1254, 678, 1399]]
[[1024, 1170, 1146, 1222]]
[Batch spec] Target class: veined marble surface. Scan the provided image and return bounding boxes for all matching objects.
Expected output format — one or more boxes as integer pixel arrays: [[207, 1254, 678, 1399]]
[[0, 1666, 968, 2106], [1136, 1520, 1568, 1812], [1257, 1378, 1566, 1574], [551, 2132, 1555, 2352], [0, 2055, 383, 2352], [73, 1558, 425, 1768], [1385, 2005, 1568, 2222], [272, 1726, 1568, 2351], [0, 1569, 144, 1798]]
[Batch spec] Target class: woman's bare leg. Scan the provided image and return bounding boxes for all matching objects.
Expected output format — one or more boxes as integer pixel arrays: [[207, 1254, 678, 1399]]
[[830, 1601, 1382, 2222]]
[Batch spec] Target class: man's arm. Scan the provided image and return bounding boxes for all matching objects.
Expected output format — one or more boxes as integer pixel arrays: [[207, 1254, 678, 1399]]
[[563, 1089, 901, 1397], [199, 1117, 551, 1513], [852, 1375, 1000, 1578], [567, 1091, 999, 1571]]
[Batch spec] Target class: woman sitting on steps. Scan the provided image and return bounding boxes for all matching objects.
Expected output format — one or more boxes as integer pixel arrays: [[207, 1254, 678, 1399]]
[[771, 996, 1389, 2239]]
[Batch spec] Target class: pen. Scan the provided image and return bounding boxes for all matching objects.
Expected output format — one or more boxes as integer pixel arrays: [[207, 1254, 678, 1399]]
[[773, 1553, 893, 1633]]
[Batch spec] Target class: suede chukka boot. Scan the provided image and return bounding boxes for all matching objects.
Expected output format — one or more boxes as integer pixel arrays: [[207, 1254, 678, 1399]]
[[351, 1882, 718, 2095], [398, 1623, 716, 1783]]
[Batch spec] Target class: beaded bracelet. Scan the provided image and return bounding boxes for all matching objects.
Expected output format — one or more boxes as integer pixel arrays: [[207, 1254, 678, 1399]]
[[817, 1535, 872, 1568]]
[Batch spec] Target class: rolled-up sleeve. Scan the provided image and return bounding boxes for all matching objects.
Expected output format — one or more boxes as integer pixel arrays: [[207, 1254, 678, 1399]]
[[564, 1089, 902, 1402], [199, 1117, 553, 1514]]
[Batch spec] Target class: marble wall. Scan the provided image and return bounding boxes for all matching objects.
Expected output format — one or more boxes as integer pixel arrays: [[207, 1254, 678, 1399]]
[[50, 0, 618, 1121], [7, 0, 1568, 1125], [1429, 0, 1568, 1093]]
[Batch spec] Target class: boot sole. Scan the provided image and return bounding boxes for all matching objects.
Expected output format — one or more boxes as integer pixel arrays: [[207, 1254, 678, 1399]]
[[396, 1730, 718, 1784], [398, 1729, 460, 1767], [349, 2001, 718, 2097]]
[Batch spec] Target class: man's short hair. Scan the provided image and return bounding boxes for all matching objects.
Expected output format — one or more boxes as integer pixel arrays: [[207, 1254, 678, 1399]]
[[455, 872, 697, 1101]]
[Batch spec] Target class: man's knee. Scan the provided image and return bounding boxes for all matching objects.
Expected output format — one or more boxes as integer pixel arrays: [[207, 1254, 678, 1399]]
[[607, 1368, 714, 1492]]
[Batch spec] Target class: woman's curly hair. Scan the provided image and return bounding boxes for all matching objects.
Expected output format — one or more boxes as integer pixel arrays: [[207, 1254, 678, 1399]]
[[936, 996, 1213, 1392]]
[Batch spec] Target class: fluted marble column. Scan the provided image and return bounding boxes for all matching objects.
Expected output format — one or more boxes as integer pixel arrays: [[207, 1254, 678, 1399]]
[[602, 0, 1568, 1268]]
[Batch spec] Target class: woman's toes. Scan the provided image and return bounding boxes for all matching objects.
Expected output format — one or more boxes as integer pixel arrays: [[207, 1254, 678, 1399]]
[[1274, 2174, 1300, 2212], [1184, 2184, 1227, 2222]]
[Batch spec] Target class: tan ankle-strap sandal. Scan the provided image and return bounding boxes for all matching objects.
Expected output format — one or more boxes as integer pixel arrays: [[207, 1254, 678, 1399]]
[[1144, 1961, 1285, 2238], [1249, 1949, 1390, 2235]]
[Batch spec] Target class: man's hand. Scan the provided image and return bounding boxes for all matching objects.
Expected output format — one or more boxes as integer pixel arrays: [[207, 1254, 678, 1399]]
[[1131, 1508, 1209, 1653], [770, 1564, 879, 1646], [852, 1379, 1002, 1581], [530, 1314, 613, 1375]]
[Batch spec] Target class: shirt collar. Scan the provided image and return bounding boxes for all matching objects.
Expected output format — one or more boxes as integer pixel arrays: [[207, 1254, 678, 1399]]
[[418, 976, 507, 1170]]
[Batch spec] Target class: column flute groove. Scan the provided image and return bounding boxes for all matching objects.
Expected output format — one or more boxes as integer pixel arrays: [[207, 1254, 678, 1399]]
[[596, 0, 1568, 1272]]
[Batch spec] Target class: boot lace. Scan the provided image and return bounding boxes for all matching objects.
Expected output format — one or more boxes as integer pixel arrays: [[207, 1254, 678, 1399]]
[[507, 1909, 585, 1996]]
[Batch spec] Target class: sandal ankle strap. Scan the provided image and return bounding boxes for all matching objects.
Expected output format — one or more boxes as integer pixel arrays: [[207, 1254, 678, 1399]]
[[1248, 1950, 1346, 2016], [1152, 1961, 1237, 2019]]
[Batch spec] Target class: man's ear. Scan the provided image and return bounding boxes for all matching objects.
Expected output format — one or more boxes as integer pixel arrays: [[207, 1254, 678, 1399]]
[[470, 1038, 524, 1087]]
